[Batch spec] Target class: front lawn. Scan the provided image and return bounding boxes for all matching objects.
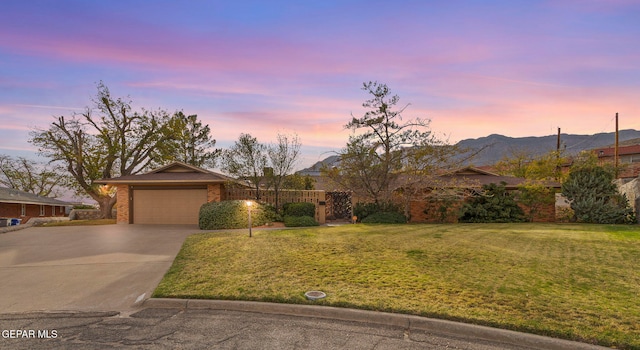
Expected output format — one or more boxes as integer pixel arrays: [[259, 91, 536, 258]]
[[154, 223, 640, 349]]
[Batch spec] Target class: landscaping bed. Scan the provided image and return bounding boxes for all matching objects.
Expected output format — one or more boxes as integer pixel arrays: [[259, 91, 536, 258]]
[[154, 223, 640, 349]]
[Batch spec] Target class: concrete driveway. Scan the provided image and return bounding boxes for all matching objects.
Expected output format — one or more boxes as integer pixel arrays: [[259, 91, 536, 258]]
[[0, 224, 196, 313]]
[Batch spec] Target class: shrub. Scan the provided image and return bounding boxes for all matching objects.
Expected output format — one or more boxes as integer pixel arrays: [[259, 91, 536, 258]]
[[73, 204, 96, 209], [199, 200, 276, 230], [283, 215, 319, 227], [353, 201, 402, 222], [458, 182, 527, 223], [361, 212, 407, 224], [283, 202, 315, 218], [562, 166, 636, 224]]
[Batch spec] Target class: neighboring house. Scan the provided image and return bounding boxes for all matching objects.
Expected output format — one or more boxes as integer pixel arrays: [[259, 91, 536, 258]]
[[592, 143, 640, 221], [0, 187, 70, 223], [594, 144, 640, 179], [96, 162, 239, 225], [407, 167, 561, 223]]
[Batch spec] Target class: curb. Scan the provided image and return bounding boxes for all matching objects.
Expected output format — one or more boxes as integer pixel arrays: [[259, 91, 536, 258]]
[[0, 222, 34, 234], [142, 298, 608, 350]]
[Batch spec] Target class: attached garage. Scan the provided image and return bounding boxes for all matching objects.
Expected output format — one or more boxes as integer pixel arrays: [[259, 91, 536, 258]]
[[132, 187, 208, 224], [97, 162, 238, 225]]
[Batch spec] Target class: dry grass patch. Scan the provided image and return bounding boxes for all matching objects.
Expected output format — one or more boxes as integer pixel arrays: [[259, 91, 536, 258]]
[[154, 223, 640, 349], [40, 219, 116, 226]]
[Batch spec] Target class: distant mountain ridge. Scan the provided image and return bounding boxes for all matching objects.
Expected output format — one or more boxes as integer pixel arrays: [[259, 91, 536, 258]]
[[458, 129, 640, 166], [298, 129, 640, 175]]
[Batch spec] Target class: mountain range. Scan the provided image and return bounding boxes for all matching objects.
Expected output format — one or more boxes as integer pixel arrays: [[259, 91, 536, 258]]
[[299, 129, 640, 175]]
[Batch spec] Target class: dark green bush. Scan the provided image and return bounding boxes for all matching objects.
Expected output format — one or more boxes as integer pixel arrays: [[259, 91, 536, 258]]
[[199, 200, 276, 230], [353, 201, 402, 222], [562, 166, 636, 224], [360, 212, 407, 224], [283, 215, 319, 227], [73, 204, 96, 209], [283, 202, 316, 217], [458, 182, 526, 223]]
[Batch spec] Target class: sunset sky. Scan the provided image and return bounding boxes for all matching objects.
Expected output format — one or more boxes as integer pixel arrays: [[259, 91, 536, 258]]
[[1, 0, 639, 170]]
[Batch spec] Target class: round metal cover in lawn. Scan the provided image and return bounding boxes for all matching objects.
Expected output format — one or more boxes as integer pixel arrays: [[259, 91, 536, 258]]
[[304, 291, 326, 300]]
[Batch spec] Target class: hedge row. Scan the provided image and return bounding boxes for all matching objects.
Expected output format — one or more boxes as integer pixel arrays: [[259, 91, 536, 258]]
[[199, 200, 276, 230], [283, 202, 318, 227], [283, 215, 319, 227]]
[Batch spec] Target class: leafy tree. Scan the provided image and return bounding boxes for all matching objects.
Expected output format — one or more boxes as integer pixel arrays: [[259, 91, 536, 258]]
[[266, 133, 301, 211], [459, 182, 527, 223], [0, 155, 68, 197], [282, 173, 315, 190], [562, 164, 635, 224], [495, 149, 567, 220], [516, 180, 556, 222], [494, 149, 567, 182], [339, 81, 434, 203], [326, 81, 466, 218], [30, 82, 178, 218], [324, 135, 389, 202], [221, 133, 267, 199], [157, 112, 220, 168]]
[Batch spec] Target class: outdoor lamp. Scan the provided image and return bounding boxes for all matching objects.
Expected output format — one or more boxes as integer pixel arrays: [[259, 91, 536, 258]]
[[246, 201, 253, 237]]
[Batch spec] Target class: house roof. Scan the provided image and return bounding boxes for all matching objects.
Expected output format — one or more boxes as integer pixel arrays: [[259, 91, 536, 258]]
[[0, 187, 72, 206], [595, 144, 640, 158], [436, 166, 561, 189], [95, 161, 236, 185]]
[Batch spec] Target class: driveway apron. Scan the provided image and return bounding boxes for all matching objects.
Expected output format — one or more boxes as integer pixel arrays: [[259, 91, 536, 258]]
[[0, 224, 195, 313]]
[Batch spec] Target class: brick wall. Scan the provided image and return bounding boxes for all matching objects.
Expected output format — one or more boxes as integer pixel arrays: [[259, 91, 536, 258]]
[[207, 184, 223, 202], [116, 185, 129, 224], [409, 199, 464, 223], [0, 203, 20, 218], [408, 195, 557, 223], [0, 202, 67, 224], [519, 202, 556, 222]]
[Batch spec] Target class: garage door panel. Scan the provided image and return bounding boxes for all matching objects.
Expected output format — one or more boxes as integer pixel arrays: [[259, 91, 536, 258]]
[[133, 189, 207, 224]]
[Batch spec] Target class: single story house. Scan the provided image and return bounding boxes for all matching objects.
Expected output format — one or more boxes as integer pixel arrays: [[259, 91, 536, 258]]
[[0, 187, 70, 224], [594, 144, 640, 179], [96, 162, 238, 225], [407, 167, 562, 223]]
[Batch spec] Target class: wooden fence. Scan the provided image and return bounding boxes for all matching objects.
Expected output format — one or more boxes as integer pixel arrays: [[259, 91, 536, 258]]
[[225, 188, 326, 223]]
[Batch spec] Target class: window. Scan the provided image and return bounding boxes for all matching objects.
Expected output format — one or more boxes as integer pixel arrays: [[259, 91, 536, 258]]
[[21, 204, 26, 216], [40, 205, 45, 216]]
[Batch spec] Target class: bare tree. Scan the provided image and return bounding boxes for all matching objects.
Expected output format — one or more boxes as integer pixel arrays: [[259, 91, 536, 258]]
[[30, 82, 176, 218], [267, 133, 301, 211], [325, 81, 474, 219], [0, 155, 68, 197], [221, 133, 267, 200]]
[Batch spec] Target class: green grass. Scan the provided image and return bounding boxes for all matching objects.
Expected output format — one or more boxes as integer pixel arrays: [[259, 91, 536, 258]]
[[40, 219, 116, 226], [154, 223, 640, 349]]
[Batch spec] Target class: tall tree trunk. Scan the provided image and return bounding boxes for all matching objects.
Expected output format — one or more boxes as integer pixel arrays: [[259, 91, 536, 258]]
[[94, 195, 117, 219]]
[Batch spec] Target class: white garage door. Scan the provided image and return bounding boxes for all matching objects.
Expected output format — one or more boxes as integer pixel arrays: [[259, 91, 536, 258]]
[[133, 188, 208, 224]]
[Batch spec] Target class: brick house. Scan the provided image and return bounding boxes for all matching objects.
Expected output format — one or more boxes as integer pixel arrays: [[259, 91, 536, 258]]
[[408, 167, 561, 223], [594, 144, 640, 179], [96, 162, 239, 225], [0, 187, 70, 224]]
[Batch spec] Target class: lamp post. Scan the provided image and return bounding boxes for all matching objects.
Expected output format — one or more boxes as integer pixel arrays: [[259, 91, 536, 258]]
[[246, 201, 253, 238]]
